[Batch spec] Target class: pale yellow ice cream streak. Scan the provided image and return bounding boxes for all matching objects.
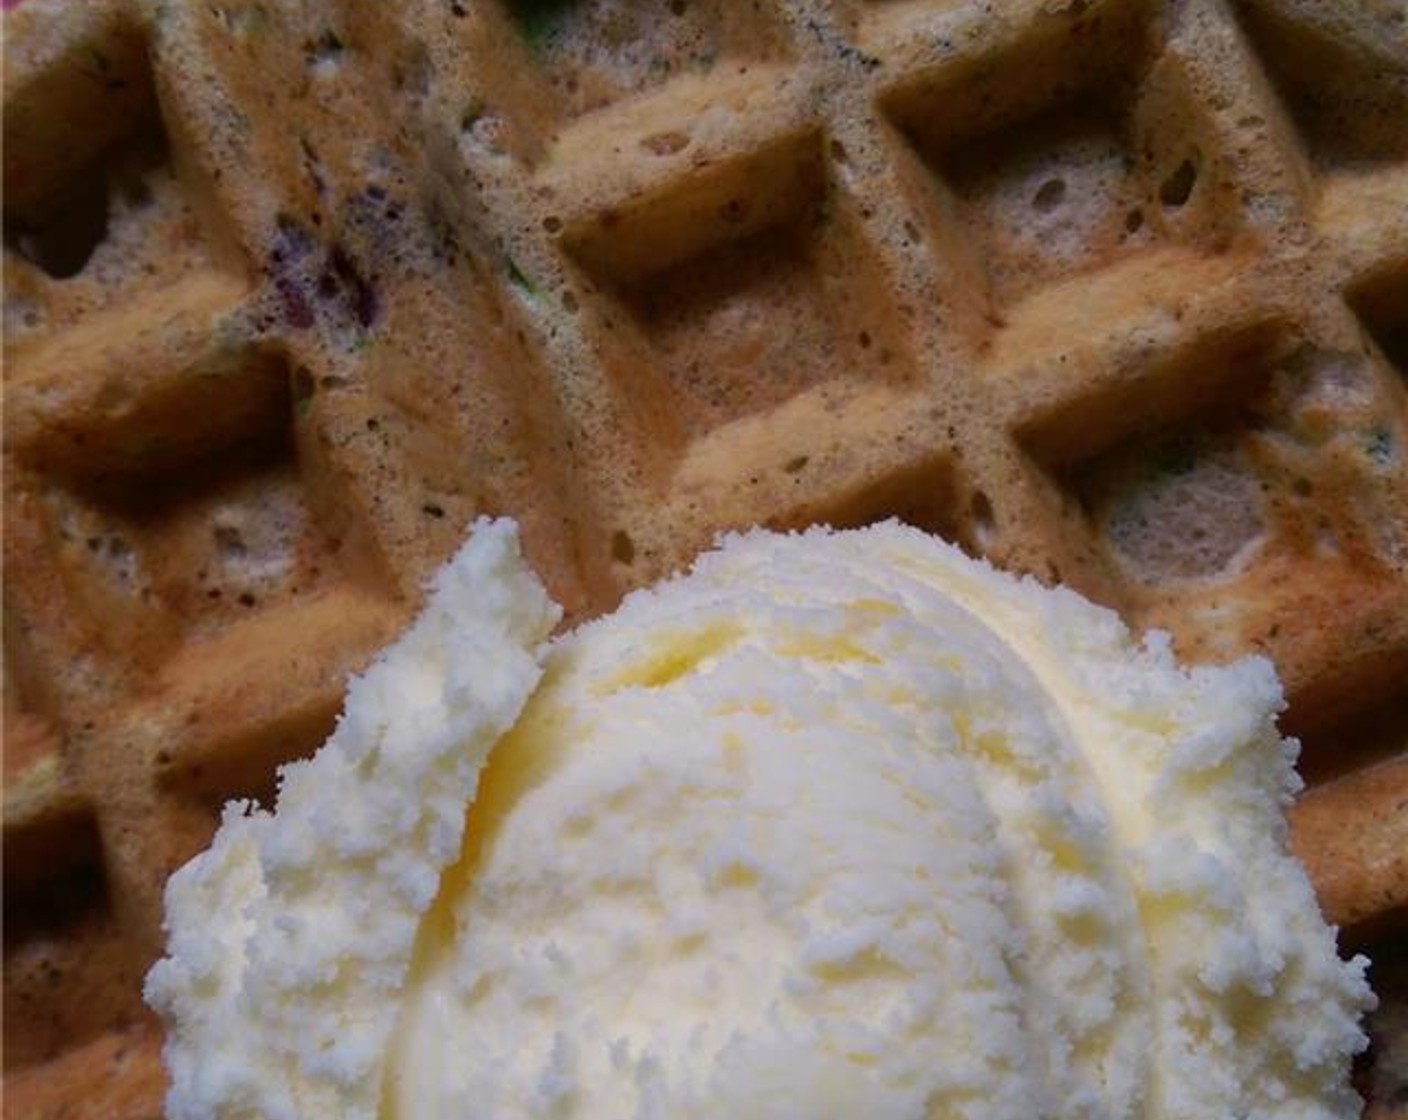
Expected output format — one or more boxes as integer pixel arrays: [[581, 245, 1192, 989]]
[[383, 523, 1366, 1120]]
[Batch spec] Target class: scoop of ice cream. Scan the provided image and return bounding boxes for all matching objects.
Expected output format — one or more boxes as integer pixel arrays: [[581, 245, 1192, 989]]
[[146, 519, 1372, 1120], [144, 518, 560, 1120]]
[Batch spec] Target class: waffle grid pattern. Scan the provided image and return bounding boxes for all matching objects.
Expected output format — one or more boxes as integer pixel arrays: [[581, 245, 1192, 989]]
[[4, 0, 1407, 1114]]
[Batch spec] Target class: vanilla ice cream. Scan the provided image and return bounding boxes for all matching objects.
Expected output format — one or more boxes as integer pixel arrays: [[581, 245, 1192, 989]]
[[145, 518, 1373, 1120]]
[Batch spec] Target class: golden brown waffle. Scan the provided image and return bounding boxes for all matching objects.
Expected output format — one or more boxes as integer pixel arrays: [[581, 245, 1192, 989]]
[[4, 0, 1407, 1114]]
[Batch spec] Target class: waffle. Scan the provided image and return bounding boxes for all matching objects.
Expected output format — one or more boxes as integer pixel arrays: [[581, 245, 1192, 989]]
[[4, 0, 1406, 1114]]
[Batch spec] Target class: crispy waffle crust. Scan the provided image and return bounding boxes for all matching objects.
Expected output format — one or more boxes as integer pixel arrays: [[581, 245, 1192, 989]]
[[4, 0, 1407, 1114]]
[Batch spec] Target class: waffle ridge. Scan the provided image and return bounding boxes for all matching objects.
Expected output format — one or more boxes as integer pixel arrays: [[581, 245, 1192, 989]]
[[4, 0, 1407, 1115]]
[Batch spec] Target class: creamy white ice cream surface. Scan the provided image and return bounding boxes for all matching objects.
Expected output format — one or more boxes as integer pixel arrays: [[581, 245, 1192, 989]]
[[146, 518, 1373, 1120]]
